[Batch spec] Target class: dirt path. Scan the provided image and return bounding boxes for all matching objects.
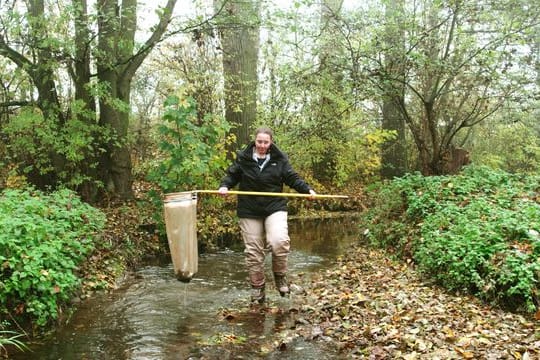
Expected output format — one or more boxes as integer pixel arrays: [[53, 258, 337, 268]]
[[294, 245, 539, 359]]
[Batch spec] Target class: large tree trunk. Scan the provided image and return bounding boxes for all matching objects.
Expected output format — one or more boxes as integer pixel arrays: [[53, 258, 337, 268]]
[[380, 0, 407, 179], [311, 0, 344, 182], [26, 0, 63, 123], [96, 0, 177, 199], [73, 0, 93, 110], [96, 0, 131, 198], [72, 0, 100, 201], [215, 0, 260, 148]]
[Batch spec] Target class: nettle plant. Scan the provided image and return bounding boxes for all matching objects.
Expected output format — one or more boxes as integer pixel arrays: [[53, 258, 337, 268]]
[[0, 188, 106, 327]]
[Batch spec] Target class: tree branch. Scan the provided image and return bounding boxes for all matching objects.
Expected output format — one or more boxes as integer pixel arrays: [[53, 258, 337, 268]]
[[123, 0, 178, 79], [0, 35, 34, 73], [0, 100, 31, 108]]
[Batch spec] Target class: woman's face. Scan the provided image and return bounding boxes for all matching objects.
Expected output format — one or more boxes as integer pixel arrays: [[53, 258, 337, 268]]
[[255, 133, 272, 157]]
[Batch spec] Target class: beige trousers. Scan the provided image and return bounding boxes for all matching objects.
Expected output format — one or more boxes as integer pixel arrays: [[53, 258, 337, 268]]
[[239, 211, 290, 288]]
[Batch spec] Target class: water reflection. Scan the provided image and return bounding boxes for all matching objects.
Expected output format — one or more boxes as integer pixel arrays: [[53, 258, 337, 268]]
[[14, 216, 359, 360]]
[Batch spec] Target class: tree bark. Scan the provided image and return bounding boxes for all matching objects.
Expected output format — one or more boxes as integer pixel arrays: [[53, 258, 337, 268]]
[[380, 0, 408, 179], [71, 0, 101, 201], [312, 0, 344, 182], [72, 0, 94, 112], [215, 0, 260, 149], [96, 0, 177, 199]]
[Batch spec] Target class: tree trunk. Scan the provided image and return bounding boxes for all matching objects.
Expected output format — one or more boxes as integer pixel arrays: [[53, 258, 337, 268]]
[[72, 0, 100, 201], [6, 0, 66, 187], [312, 0, 344, 182], [381, 100, 407, 177], [215, 0, 260, 149], [96, 0, 177, 199], [73, 0, 94, 112], [380, 0, 407, 179]]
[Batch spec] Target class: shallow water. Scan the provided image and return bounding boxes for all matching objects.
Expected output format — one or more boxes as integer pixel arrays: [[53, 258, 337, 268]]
[[14, 216, 359, 360]]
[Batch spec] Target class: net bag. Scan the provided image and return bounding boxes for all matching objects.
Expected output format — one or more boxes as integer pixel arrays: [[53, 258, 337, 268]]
[[163, 191, 198, 282]]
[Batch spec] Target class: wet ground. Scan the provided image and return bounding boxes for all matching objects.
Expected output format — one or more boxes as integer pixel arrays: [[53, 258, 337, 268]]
[[13, 216, 360, 359]]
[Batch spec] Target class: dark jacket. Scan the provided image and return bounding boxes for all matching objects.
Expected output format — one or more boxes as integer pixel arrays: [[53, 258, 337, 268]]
[[220, 142, 312, 218]]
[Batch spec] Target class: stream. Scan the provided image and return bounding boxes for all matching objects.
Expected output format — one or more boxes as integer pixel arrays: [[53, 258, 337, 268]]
[[15, 216, 360, 360]]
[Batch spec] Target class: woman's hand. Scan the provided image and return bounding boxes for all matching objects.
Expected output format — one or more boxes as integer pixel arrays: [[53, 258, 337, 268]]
[[308, 189, 316, 200], [218, 187, 229, 196]]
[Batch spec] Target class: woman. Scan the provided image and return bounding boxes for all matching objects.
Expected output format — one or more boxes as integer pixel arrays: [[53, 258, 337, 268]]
[[218, 127, 316, 303]]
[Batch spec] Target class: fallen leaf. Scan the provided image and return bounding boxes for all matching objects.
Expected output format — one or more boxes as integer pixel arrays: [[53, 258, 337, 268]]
[[454, 347, 475, 359], [402, 351, 418, 360]]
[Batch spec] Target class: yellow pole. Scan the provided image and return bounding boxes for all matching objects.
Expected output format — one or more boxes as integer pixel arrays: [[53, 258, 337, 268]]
[[195, 189, 348, 199]]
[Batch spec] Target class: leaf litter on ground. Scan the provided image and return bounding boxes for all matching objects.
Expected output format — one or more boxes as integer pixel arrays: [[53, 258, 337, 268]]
[[292, 244, 539, 359]]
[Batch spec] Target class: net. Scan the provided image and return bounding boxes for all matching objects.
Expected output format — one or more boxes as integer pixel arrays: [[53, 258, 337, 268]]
[[163, 191, 198, 282]]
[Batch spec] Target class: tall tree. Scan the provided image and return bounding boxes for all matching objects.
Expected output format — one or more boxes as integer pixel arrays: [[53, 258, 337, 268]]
[[377, 0, 538, 175], [214, 0, 260, 148], [95, 0, 177, 198], [0, 0, 65, 186], [0, 0, 178, 199], [72, 0, 93, 111], [312, 0, 345, 182], [380, 0, 407, 178]]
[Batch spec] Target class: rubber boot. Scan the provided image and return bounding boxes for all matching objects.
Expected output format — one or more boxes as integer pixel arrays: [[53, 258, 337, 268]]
[[250, 284, 266, 304], [274, 273, 290, 297]]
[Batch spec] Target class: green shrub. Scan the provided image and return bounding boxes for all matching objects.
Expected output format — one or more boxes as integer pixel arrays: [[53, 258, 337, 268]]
[[3, 103, 110, 190], [470, 121, 540, 174], [145, 94, 237, 248], [0, 188, 106, 327], [361, 166, 540, 312], [147, 95, 232, 194]]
